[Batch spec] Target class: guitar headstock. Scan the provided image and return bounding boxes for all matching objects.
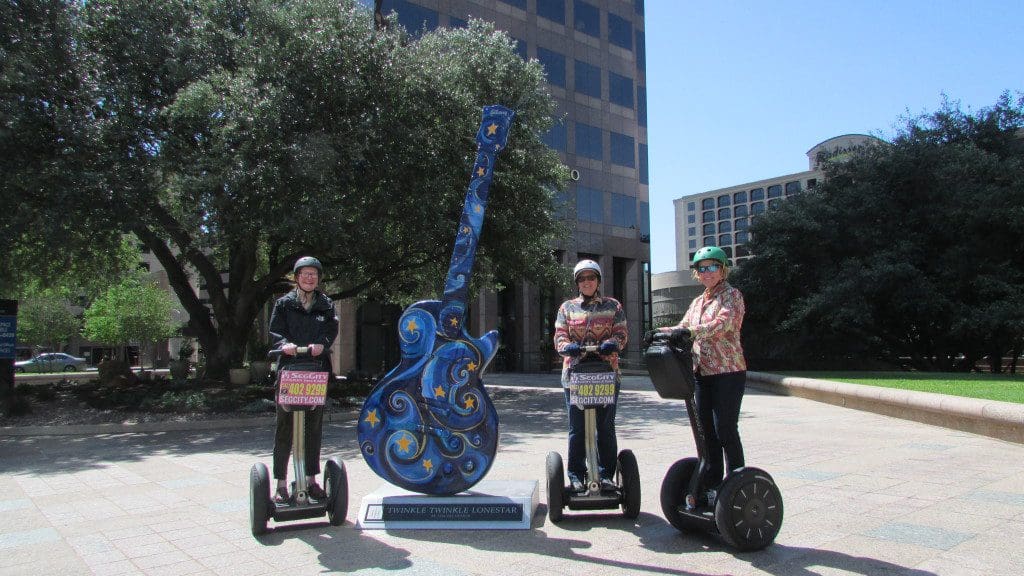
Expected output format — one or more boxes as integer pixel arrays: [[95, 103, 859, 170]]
[[476, 105, 515, 153]]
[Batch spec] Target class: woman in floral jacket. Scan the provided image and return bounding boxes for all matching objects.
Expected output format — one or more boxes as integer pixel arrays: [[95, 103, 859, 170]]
[[660, 246, 746, 496]]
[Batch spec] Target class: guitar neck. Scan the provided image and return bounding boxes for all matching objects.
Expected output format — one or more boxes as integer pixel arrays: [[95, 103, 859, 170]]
[[439, 105, 515, 338]]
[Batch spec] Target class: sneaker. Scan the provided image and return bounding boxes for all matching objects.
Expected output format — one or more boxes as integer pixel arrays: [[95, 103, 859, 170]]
[[273, 487, 290, 504], [600, 478, 617, 492], [308, 481, 327, 500], [570, 479, 585, 493]]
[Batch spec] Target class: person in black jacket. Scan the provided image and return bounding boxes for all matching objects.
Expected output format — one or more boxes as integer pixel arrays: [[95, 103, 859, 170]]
[[268, 256, 339, 503]]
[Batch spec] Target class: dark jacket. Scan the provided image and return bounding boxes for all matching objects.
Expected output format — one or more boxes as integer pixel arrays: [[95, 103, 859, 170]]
[[269, 289, 339, 369]]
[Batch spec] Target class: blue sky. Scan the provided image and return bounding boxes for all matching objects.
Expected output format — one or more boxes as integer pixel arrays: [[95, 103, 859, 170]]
[[644, 1, 1024, 273]]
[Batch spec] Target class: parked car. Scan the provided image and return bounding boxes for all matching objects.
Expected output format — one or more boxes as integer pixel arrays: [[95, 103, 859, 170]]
[[14, 352, 89, 373]]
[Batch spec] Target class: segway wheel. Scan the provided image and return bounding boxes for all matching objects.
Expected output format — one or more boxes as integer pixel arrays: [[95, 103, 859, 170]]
[[617, 449, 641, 519], [324, 457, 349, 526], [545, 452, 565, 523], [249, 463, 271, 536], [660, 457, 706, 533], [714, 467, 784, 551]]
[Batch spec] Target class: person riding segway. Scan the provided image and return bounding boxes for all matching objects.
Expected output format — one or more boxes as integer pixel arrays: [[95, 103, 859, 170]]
[[248, 256, 348, 535], [644, 247, 782, 550], [545, 260, 640, 522]]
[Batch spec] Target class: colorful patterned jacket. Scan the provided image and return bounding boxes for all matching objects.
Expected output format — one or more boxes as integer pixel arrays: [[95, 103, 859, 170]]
[[680, 281, 746, 375], [554, 294, 628, 388]]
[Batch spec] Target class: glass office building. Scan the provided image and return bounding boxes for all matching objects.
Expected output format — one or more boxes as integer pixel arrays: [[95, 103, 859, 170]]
[[343, 0, 651, 373]]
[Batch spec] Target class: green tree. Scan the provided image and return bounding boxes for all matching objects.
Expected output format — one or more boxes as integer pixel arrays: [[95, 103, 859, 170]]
[[61, 0, 566, 378], [15, 290, 80, 353], [82, 275, 180, 371], [0, 0, 125, 296], [733, 93, 1024, 372]]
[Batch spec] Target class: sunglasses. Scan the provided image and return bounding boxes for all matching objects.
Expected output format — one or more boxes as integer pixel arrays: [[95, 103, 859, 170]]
[[697, 264, 722, 274], [576, 274, 599, 282]]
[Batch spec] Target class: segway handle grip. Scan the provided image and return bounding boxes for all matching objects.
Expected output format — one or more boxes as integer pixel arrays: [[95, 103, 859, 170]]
[[267, 346, 312, 359]]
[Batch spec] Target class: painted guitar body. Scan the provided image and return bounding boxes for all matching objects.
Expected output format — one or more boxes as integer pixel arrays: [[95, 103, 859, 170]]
[[357, 105, 515, 496]]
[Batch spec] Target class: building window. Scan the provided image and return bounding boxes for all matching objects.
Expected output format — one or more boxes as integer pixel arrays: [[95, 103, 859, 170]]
[[751, 202, 764, 214], [573, 0, 600, 37], [637, 85, 647, 127], [733, 190, 747, 204], [750, 187, 764, 201], [687, 201, 695, 211], [574, 122, 603, 160], [703, 236, 715, 246], [735, 217, 749, 230], [717, 207, 731, 219], [702, 223, 715, 235], [688, 239, 696, 249], [542, 121, 567, 151], [686, 214, 695, 224], [734, 204, 748, 217], [768, 198, 781, 209], [717, 194, 730, 207], [609, 72, 634, 108], [702, 210, 715, 223], [635, 29, 645, 70], [640, 201, 650, 241], [718, 221, 732, 233], [688, 226, 696, 236], [611, 193, 637, 228], [536, 47, 566, 87], [719, 234, 732, 246], [574, 59, 601, 98], [736, 244, 750, 256], [576, 186, 604, 223], [608, 13, 632, 50], [638, 143, 648, 184], [511, 36, 527, 60], [393, 1, 439, 36], [701, 198, 714, 210], [767, 184, 782, 198], [807, 178, 818, 189], [736, 231, 749, 245], [536, 0, 565, 24], [610, 132, 635, 167], [785, 180, 801, 196]]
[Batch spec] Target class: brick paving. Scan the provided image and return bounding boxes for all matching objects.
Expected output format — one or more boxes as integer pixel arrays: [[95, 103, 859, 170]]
[[2, 372, 1023, 575]]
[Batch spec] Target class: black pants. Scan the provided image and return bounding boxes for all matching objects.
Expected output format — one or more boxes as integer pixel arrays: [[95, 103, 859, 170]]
[[273, 405, 324, 480], [563, 384, 619, 484], [695, 370, 745, 488]]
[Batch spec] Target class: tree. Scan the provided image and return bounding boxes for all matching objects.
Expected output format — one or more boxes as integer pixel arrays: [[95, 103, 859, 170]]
[[11, 0, 567, 378], [0, 0, 126, 296], [82, 275, 180, 370], [15, 290, 80, 353], [733, 93, 1024, 372]]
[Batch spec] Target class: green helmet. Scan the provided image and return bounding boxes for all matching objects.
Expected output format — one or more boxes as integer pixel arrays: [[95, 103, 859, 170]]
[[691, 246, 729, 268]]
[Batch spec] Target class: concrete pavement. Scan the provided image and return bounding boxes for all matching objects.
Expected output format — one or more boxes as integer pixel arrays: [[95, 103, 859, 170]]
[[2, 372, 1023, 575]]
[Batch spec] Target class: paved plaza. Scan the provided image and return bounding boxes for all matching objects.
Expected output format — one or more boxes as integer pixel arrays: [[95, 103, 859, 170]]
[[2, 373, 1023, 575]]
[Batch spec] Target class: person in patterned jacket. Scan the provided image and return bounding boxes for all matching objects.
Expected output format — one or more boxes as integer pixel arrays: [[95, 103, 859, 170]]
[[657, 246, 746, 496], [554, 259, 628, 493]]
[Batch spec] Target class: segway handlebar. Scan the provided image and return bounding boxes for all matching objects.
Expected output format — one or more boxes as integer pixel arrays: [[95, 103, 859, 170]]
[[267, 346, 314, 360]]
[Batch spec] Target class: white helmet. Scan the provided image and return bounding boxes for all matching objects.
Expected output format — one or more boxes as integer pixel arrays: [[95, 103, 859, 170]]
[[573, 259, 602, 281]]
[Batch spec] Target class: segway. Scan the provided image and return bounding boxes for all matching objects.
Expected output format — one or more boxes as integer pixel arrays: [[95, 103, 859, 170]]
[[645, 332, 782, 551], [249, 347, 348, 536], [546, 346, 641, 522]]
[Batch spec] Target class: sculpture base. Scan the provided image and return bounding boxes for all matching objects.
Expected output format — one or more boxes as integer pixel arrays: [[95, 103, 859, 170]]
[[356, 480, 538, 530]]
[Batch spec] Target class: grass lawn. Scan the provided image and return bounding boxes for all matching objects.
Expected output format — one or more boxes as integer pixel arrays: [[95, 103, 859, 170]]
[[777, 371, 1024, 404]]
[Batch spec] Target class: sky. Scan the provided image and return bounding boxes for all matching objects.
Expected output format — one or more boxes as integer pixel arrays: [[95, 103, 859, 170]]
[[643, 0, 1024, 273]]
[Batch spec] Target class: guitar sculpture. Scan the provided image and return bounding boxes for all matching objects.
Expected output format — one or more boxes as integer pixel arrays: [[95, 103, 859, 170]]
[[357, 105, 515, 496]]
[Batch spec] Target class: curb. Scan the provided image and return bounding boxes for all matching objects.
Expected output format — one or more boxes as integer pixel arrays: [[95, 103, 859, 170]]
[[748, 371, 1024, 444]]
